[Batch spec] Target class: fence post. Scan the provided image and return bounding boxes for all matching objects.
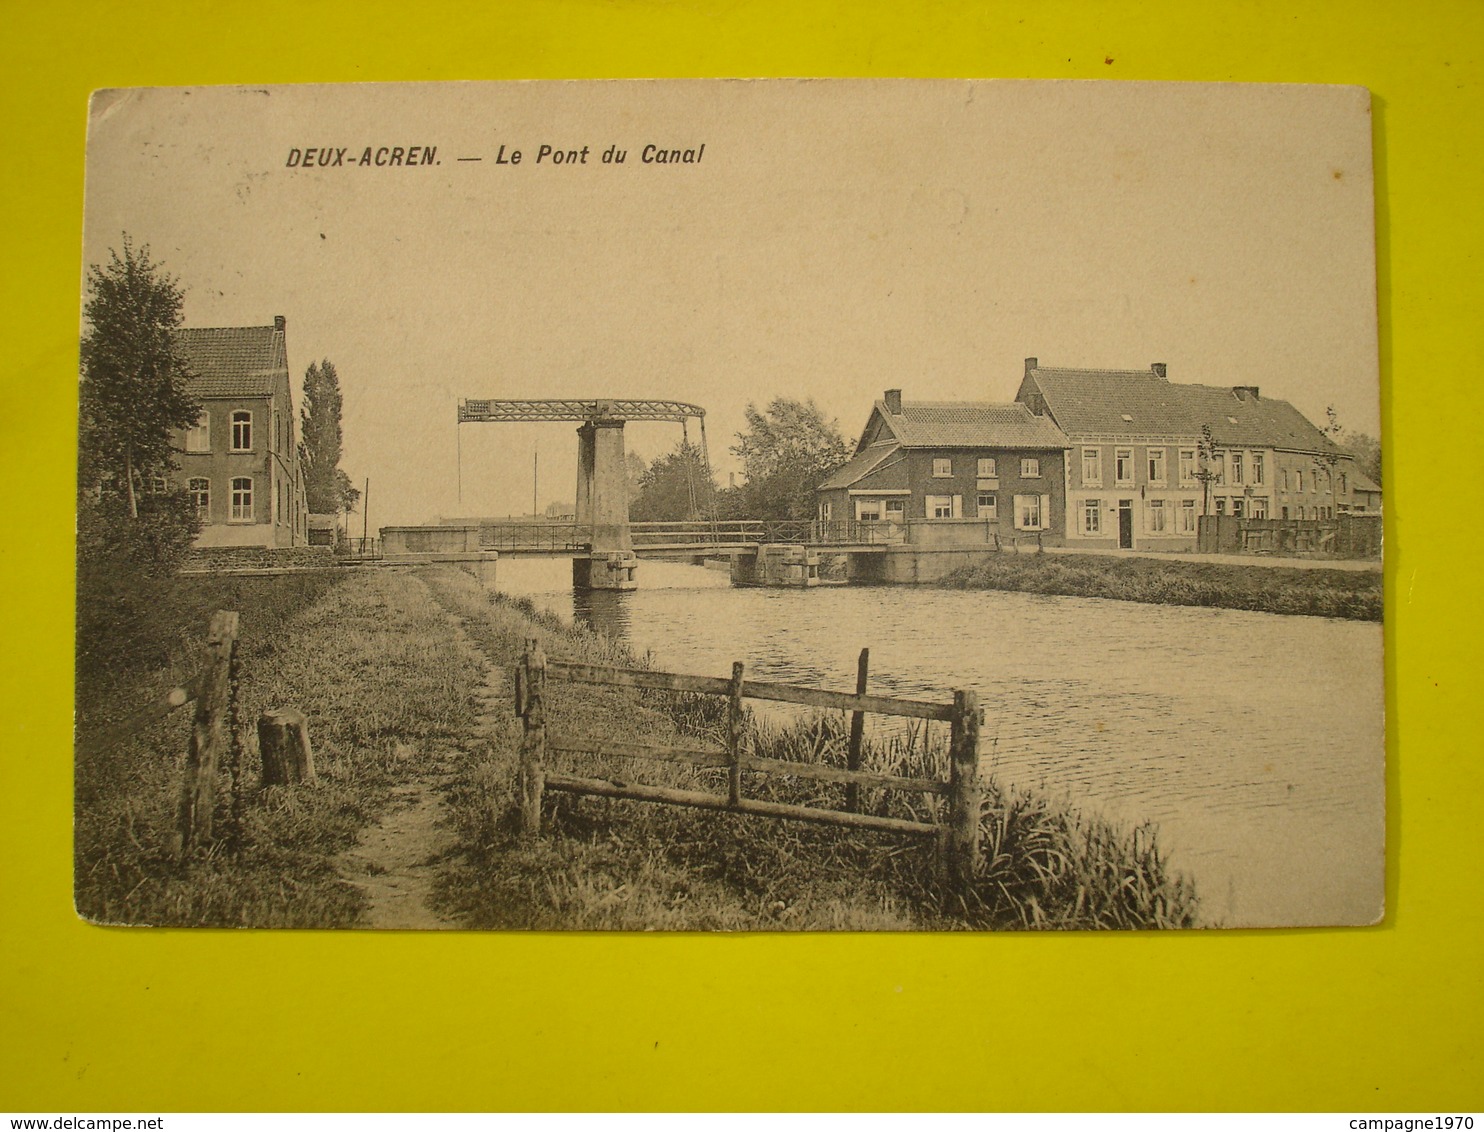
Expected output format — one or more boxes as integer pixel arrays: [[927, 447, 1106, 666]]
[[947, 688, 981, 899], [727, 660, 746, 807], [176, 610, 240, 859], [258, 707, 315, 786], [846, 648, 869, 813], [518, 638, 547, 836]]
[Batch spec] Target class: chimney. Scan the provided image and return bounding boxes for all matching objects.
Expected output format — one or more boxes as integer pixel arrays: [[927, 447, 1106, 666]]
[[1151, 362, 1167, 381], [884, 389, 903, 414], [1024, 357, 1038, 377], [1233, 385, 1260, 401], [273, 315, 286, 332]]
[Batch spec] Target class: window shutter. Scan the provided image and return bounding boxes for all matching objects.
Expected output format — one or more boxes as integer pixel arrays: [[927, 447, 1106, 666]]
[[1039, 494, 1050, 530], [1012, 495, 1025, 530], [951, 495, 962, 519]]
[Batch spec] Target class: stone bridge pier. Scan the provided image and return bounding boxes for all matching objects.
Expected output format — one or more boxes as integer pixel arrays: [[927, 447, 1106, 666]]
[[572, 419, 638, 591]]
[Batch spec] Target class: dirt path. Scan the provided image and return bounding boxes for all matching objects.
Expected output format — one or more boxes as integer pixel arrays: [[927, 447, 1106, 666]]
[[336, 575, 507, 930]]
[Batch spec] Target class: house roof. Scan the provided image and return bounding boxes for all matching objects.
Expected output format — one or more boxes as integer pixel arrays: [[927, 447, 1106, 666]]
[[873, 400, 1071, 451], [1025, 365, 1346, 455], [817, 442, 903, 492], [171, 324, 288, 398], [1350, 469, 1382, 494]]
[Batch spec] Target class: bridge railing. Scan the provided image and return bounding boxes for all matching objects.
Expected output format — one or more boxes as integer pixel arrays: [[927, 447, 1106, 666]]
[[627, 520, 906, 547], [478, 522, 587, 552]]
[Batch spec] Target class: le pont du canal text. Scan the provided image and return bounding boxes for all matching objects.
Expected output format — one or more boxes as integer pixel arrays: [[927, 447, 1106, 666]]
[[284, 143, 706, 168]]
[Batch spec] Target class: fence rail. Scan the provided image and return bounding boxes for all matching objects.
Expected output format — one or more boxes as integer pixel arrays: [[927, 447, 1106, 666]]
[[516, 642, 981, 894]]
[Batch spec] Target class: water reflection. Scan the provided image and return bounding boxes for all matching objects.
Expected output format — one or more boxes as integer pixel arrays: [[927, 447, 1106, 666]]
[[492, 556, 1385, 927]]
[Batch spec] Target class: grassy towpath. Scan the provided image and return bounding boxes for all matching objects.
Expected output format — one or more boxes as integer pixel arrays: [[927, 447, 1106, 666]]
[[75, 567, 486, 928]]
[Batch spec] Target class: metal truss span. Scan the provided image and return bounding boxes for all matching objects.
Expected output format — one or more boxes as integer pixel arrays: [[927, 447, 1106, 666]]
[[458, 398, 706, 424]]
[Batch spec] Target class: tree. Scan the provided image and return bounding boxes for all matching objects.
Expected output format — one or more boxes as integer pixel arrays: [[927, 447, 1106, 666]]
[[1195, 422, 1219, 516], [299, 359, 360, 513], [630, 440, 715, 521], [1325, 405, 1382, 487], [79, 235, 200, 519], [731, 398, 851, 520]]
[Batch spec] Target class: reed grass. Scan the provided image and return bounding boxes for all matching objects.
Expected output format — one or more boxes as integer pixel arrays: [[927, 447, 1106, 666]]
[[420, 566, 1200, 930]]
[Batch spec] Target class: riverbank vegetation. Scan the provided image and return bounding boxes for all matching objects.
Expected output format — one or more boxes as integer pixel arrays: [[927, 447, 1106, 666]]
[[937, 552, 1382, 621], [420, 567, 1199, 930], [77, 564, 1199, 930]]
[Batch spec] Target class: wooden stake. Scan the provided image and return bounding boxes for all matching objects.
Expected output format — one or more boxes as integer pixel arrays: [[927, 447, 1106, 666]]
[[176, 610, 239, 858], [258, 708, 315, 786], [518, 638, 547, 836], [846, 647, 869, 813], [947, 688, 981, 898], [727, 660, 745, 806]]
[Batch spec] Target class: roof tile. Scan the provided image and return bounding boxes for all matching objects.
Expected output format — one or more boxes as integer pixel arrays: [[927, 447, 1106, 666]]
[[172, 325, 287, 398]]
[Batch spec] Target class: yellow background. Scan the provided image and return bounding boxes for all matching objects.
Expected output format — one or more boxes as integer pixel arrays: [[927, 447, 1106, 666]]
[[3, 0, 1480, 1111]]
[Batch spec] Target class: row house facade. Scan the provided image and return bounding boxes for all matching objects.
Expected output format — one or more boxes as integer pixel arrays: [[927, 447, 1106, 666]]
[[169, 316, 308, 547], [816, 390, 1072, 544], [1015, 358, 1361, 551]]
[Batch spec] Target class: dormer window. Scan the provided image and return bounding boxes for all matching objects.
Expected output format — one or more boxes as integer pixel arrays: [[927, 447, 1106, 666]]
[[1120, 413, 1134, 422]]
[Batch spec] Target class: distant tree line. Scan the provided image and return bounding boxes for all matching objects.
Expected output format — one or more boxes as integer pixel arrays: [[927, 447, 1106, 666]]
[[628, 397, 851, 523]]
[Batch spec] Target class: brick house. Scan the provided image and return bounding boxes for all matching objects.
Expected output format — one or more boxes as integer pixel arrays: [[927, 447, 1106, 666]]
[[170, 316, 308, 547], [817, 389, 1072, 546], [1015, 358, 1358, 551]]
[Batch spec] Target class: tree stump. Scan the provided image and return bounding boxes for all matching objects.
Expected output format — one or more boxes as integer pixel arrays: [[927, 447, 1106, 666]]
[[258, 708, 315, 786]]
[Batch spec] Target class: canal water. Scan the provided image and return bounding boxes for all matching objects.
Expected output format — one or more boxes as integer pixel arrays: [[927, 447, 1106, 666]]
[[494, 557, 1385, 927]]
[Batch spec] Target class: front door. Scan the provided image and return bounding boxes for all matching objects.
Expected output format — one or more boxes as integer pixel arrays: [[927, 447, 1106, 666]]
[[1118, 500, 1134, 549]]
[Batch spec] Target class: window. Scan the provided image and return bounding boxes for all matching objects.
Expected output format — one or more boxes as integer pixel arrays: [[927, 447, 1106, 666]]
[[1147, 499, 1168, 533], [1339, 472, 1347, 495], [1323, 468, 1332, 493], [1082, 498, 1102, 534], [1281, 468, 1290, 491], [231, 411, 253, 451], [926, 494, 958, 519], [1281, 506, 1290, 520], [1013, 494, 1045, 530], [819, 500, 832, 523], [276, 478, 283, 523], [1252, 453, 1265, 485], [189, 477, 210, 515], [1250, 498, 1268, 519], [855, 498, 882, 522], [1179, 499, 1197, 533], [1232, 498, 1244, 518], [185, 412, 210, 453], [977, 493, 998, 521], [230, 476, 253, 521], [977, 457, 997, 478], [1215, 498, 1227, 515], [1231, 451, 1245, 485], [1147, 447, 1167, 484], [884, 499, 906, 524], [1178, 448, 1197, 484], [273, 409, 281, 454], [1081, 447, 1101, 485], [1115, 448, 1134, 484], [1295, 469, 1305, 493], [1020, 457, 1041, 478], [932, 458, 952, 478], [1212, 454, 1225, 485]]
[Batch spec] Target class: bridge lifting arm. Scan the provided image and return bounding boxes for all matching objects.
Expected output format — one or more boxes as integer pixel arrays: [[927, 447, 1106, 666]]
[[458, 398, 706, 424]]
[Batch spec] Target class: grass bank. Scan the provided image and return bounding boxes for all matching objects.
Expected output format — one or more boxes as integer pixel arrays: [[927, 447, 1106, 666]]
[[420, 567, 1199, 930], [937, 552, 1382, 621], [75, 568, 483, 927]]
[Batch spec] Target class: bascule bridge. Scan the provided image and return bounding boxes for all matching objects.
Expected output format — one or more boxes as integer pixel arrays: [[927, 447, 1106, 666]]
[[457, 397, 711, 590]]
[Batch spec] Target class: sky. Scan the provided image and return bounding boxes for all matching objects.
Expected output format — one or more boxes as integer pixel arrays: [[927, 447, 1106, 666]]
[[82, 80, 1380, 527]]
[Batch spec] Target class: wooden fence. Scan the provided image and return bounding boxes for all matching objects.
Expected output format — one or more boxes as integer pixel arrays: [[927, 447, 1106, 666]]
[[514, 641, 983, 894]]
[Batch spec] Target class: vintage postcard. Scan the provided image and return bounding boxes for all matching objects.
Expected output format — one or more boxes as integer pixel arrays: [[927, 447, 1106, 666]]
[[75, 79, 1383, 930]]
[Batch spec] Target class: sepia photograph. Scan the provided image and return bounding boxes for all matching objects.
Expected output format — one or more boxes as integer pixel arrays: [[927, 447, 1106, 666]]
[[75, 78, 1384, 931]]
